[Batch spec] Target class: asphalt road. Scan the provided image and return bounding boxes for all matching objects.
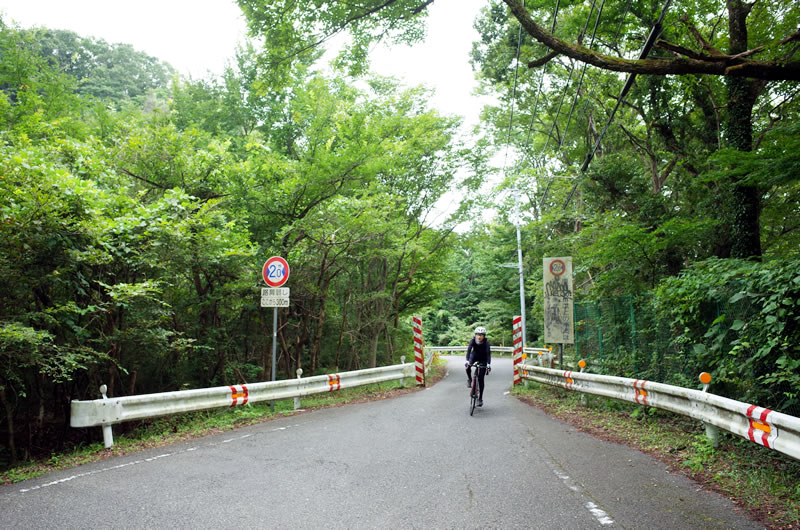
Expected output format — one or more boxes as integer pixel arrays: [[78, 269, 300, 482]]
[[0, 357, 761, 528]]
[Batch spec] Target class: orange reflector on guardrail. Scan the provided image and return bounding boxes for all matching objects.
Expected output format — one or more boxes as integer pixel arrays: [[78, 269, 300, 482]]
[[328, 374, 341, 392], [229, 385, 248, 406], [562, 371, 574, 390], [633, 380, 649, 406], [746, 405, 777, 448]]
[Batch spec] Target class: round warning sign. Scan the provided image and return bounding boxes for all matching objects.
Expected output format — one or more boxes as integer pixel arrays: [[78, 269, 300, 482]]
[[262, 256, 290, 287], [549, 259, 566, 276]]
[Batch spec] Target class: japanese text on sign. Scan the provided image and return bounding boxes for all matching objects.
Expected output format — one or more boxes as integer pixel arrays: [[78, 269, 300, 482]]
[[543, 256, 574, 344]]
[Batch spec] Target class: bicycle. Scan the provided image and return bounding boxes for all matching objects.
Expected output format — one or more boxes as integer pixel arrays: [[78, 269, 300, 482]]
[[468, 362, 488, 416]]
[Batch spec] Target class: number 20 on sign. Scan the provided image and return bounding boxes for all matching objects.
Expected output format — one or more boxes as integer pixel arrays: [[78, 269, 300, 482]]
[[263, 256, 290, 287]]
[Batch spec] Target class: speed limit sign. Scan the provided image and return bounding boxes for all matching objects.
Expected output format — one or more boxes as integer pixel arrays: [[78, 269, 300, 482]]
[[262, 256, 290, 287]]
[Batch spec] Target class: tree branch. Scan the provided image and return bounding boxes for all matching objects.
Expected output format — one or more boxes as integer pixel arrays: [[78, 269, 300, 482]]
[[528, 50, 559, 68], [656, 40, 717, 61], [501, 0, 800, 81], [269, 0, 434, 67], [680, 15, 726, 57], [120, 168, 167, 189]]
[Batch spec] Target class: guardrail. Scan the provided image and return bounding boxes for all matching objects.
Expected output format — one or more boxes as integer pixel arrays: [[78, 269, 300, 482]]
[[518, 362, 800, 461], [71, 361, 416, 448]]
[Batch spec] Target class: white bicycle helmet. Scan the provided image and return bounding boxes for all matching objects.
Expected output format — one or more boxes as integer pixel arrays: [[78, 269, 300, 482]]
[[474, 326, 487, 335]]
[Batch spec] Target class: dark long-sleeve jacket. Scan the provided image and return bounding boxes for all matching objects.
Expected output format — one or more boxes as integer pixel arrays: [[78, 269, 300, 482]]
[[466, 337, 491, 365]]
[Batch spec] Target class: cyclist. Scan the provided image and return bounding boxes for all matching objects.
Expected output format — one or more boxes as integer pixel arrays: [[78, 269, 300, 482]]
[[465, 326, 492, 407]]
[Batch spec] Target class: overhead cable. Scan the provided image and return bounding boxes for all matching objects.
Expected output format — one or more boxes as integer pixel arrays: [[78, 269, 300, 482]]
[[563, 0, 673, 208], [540, 0, 600, 155], [537, 0, 603, 212], [501, 0, 527, 174], [557, 0, 607, 152], [521, 0, 561, 154], [611, 0, 633, 51]]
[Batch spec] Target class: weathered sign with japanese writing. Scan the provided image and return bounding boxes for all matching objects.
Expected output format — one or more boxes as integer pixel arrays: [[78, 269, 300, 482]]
[[543, 257, 574, 344]]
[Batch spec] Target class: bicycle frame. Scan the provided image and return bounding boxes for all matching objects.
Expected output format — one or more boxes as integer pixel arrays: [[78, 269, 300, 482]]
[[469, 363, 487, 416]]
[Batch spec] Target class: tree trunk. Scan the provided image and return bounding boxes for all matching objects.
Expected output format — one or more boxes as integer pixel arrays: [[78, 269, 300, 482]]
[[367, 258, 388, 368], [384, 323, 395, 363], [335, 293, 350, 371], [278, 314, 292, 379], [725, 0, 763, 259], [128, 370, 137, 395], [368, 332, 380, 369], [0, 385, 17, 465], [311, 279, 332, 375]]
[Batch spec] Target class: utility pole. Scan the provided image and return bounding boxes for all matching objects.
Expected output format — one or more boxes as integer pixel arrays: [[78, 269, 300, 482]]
[[500, 189, 528, 346], [513, 188, 527, 347]]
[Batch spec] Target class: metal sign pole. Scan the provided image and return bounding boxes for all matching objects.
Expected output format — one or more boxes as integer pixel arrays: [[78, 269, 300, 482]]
[[262, 255, 290, 414], [271, 306, 277, 412]]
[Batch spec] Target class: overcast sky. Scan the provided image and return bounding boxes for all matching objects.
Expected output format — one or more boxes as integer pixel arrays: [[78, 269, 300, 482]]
[[0, 0, 491, 127]]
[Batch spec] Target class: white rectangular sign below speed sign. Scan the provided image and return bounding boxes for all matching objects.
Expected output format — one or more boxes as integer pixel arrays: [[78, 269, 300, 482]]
[[262, 288, 290, 297], [261, 287, 290, 307], [261, 297, 289, 307]]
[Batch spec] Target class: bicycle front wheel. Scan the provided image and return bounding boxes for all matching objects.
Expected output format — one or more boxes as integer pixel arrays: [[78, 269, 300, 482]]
[[470, 382, 477, 416]]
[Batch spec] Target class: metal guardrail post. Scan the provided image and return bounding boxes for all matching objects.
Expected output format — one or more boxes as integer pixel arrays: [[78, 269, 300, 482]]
[[578, 360, 588, 406], [519, 354, 527, 387], [699, 372, 720, 448], [100, 384, 114, 449], [294, 369, 303, 410]]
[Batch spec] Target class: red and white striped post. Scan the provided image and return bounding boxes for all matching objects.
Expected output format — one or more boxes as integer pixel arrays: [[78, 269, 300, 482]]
[[512, 315, 523, 385], [413, 316, 425, 386]]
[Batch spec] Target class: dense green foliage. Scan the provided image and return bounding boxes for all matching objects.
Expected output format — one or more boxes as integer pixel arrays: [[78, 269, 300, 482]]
[[655, 258, 800, 412], [1, 0, 798, 470], [0, 20, 465, 466], [400, 1, 799, 414]]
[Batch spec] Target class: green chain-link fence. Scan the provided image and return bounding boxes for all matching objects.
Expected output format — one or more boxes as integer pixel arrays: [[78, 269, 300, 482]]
[[559, 295, 799, 417]]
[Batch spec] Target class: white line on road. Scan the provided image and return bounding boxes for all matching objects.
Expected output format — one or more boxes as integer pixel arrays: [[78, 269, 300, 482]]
[[19, 455, 174, 494], [14, 425, 300, 495], [550, 468, 616, 526], [586, 501, 615, 526]]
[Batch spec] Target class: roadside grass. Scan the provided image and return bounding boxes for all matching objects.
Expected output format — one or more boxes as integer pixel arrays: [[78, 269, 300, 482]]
[[0, 357, 448, 485], [513, 382, 800, 529]]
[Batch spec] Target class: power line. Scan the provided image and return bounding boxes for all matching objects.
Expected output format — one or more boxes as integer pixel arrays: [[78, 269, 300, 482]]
[[562, 0, 673, 209], [557, 0, 607, 152], [498, 0, 530, 347], [501, 0, 527, 174], [536, 0, 604, 213], [521, 0, 561, 156], [611, 0, 633, 51], [540, 0, 601, 155]]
